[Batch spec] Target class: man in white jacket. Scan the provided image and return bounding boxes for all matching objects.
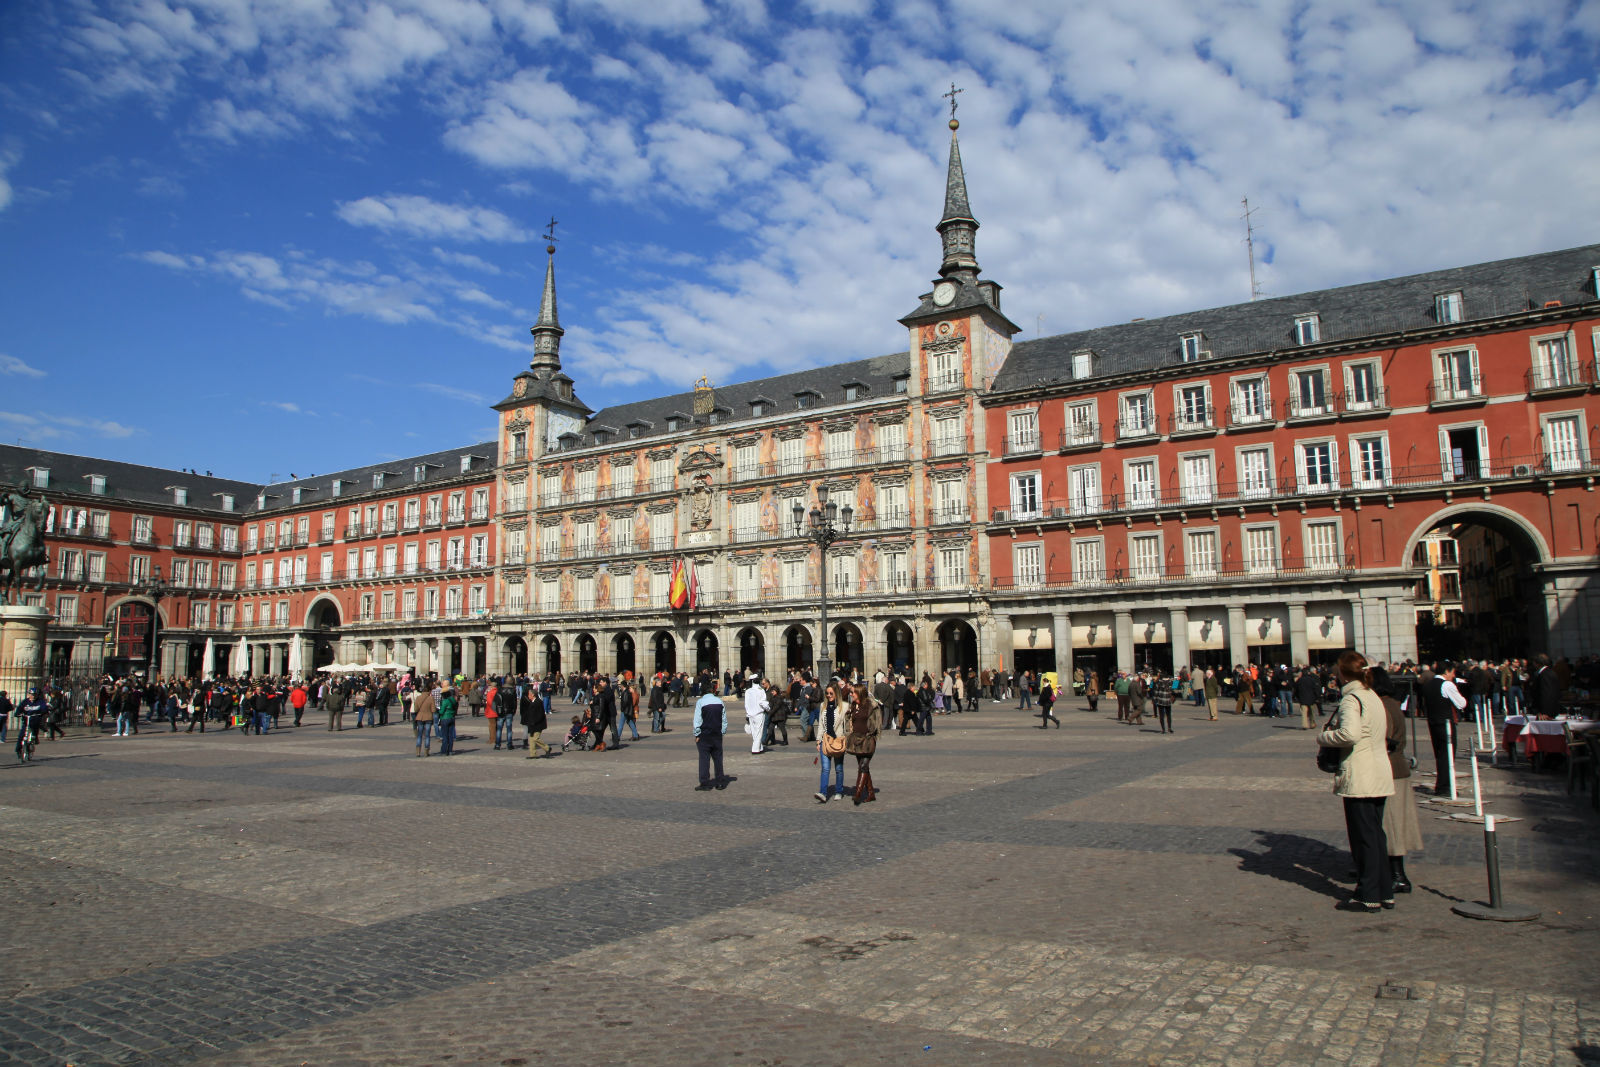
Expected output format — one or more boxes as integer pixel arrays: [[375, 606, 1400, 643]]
[[744, 677, 769, 755]]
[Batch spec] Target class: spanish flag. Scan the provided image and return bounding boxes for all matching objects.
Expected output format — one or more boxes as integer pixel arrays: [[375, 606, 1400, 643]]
[[668, 558, 696, 610]]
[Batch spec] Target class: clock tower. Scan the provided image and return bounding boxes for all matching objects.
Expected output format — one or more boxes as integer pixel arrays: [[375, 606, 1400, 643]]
[[899, 106, 1019, 395], [494, 232, 593, 456]]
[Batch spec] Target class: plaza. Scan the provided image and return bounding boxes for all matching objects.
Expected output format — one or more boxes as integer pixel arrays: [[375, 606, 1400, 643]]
[[1, 698, 1595, 1066]]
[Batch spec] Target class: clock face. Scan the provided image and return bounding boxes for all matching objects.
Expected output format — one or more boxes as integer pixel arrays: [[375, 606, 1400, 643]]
[[932, 281, 957, 307], [513, 377, 528, 398]]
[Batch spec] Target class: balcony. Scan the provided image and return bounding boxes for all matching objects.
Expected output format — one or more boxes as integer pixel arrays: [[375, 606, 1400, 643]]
[[343, 525, 363, 540], [1428, 373, 1486, 408], [1002, 432, 1043, 458], [1335, 388, 1389, 419], [1167, 406, 1217, 437], [1224, 402, 1275, 431], [1527, 362, 1594, 396], [469, 505, 491, 522], [317, 530, 336, 544], [1284, 394, 1336, 423], [988, 554, 1357, 593], [1056, 423, 1103, 452], [1114, 417, 1159, 443], [928, 370, 964, 393], [932, 506, 970, 526]]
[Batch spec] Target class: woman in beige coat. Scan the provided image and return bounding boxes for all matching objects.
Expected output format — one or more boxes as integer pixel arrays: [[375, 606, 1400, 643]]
[[846, 683, 881, 805], [1318, 650, 1395, 912]]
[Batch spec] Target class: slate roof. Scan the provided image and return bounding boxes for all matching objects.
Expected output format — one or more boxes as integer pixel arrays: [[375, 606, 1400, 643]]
[[992, 243, 1600, 393], [0, 441, 498, 516], [558, 351, 913, 448]]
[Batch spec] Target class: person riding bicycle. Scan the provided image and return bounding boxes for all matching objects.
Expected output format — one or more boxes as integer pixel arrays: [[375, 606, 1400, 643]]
[[15, 687, 48, 761]]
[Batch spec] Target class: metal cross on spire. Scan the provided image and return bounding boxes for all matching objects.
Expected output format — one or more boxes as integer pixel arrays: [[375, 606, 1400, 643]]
[[942, 82, 964, 127], [541, 216, 559, 253]]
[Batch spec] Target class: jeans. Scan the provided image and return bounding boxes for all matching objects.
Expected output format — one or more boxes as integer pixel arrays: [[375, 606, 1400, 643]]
[[697, 735, 724, 784], [1018, 689, 1032, 709], [624, 714, 640, 741], [651, 707, 666, 731], [1470, 694, 1488, 723], [495, 717, 516, 748], [255, 710, 272, 734], [415, 720, 434, 750], [354, 706, 369, 727], [819, 753, 846, 795], [438, 720, 457, 754], [1508, 686, 1523, 715], [115, 712, 132, 736]]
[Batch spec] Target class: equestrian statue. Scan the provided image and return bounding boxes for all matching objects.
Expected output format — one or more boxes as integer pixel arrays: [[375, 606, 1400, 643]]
[[0, 490, 48, 605]]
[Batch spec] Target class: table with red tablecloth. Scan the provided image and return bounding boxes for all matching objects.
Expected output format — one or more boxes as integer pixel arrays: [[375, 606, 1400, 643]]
[[1503, 720, 1568, 756]]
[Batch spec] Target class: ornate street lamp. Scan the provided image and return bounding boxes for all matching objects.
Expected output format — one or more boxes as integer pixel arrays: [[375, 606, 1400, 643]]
[[791, 485, 853, 684]]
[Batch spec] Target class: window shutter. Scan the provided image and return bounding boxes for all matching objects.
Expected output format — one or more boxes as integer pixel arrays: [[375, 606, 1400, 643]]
[[1438, 427, 1453, 482], [1476, 425, 1491, 475]]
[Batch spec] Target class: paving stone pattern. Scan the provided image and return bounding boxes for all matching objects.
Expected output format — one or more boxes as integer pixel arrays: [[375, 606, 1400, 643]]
[[0, 701, 1595, 1066]]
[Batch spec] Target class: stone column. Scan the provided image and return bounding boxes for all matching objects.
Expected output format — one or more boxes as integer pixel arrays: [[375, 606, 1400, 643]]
[[1114, 609, 1134, 675], [863, 617, 889, 679], [160, 639, 184, 679], [986, 614, 1013, 677], [483, 636, 506, 679], [1227, 605, 1249, 668], [596, 630, 617, 677], [462, 636, 480, 679], [913, 617, 939, 678], [1051, 611, 1073, 690], [1169, 607, 1190, 672], [1286, 601, 1309, 666], [0, 605, 49, 732]]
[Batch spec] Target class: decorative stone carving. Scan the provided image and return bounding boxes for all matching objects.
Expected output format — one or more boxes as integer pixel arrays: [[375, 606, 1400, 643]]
[[689, 475, 713, 531]]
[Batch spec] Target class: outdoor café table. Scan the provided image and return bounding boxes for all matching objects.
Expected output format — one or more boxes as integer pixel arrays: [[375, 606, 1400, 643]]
[[1502, 717, 1597, 766]]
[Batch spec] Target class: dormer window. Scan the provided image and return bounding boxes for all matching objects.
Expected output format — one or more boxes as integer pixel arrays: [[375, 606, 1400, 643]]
[[628, 425, 642, 439], [1179, 333, 1205, 362], [413, 464, 425, 483], [88, 474, 106, 495], [594, 430, 612, 444], [843, 383, 867, 401], [1435, 291, 1464, 324], [459, 456, 472, 473], [291, 487, 302, 504], [172, 487, 187, 506], [29, 467, 48, 489], [331, 480, 343, 497], [220, 494, 234, 512], [893, 377, 909, 394], [665, 417, 681, 432], [794, 389, 821, 410], [750, 401, 765, 417], [256, 493, 266, 510], [1071, 349, 1094, 379], [1293, 314, 1321, 345], [372, 472, 385, 490]]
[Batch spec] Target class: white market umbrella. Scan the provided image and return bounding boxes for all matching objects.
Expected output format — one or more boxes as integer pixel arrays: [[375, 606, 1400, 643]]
[[232, 635, 248, 675], [202, 637, 216, 679], [287, 639, 303, 678]]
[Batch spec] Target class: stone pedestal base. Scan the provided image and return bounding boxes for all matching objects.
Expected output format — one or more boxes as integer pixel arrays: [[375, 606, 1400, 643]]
[[0, 604, 50, 730]]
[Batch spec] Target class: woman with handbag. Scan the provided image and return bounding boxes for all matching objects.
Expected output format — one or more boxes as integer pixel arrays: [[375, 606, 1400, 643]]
[[846, 683, 881, 804], [814, 683, 850, 803], [1319, 651, 1395, 912]]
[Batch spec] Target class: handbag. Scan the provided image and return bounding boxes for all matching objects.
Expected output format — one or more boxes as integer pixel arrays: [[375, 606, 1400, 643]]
[[1316, 744, 1348, 773], [822, 734, 847, 756]]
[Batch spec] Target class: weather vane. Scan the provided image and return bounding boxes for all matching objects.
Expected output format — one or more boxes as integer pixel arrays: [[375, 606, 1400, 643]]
[[542, 215, 559, 254], [942, 82, 963, 128]]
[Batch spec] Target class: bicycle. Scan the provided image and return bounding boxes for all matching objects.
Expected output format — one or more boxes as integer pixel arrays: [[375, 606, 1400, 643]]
[[16, 720, 38, 763]]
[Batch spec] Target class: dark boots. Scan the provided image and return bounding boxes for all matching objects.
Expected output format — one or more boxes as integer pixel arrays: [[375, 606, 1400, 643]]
[[1390, 855, 1412, 893]]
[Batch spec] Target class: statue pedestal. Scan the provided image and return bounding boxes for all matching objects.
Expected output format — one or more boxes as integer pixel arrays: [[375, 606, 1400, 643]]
[[0, 604, 49, 728]]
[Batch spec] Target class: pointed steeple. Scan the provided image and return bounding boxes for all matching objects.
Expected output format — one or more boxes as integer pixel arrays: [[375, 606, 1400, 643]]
[[529, 238, 564, 376], [937, 118, 980, 282]]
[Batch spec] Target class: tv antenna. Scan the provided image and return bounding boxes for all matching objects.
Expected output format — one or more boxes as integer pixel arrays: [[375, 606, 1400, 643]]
[[1241, 196, 1262, 301]]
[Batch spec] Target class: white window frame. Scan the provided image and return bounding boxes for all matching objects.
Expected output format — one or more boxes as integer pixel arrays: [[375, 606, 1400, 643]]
[[1433, 345, 1482, 400], [1013, 541, 1044, 589], [1236, 444, 1274, 500], [1179, 332, 1205, 362], [1529, 329, 1578, 390], [1008, 471, 1042, 520], [1185, 527, 1218, 579], [1288, 365, 1331, 418], [1349, 433, 1391, 489], [1173, 382, 1212, 430], [1295, 438, 1339, 493], [1304, 517, 1342, 573], [1243, 523, 1279, 575], [1071, 537, 1106, 587], [1435, 290, 1463, 324], [1067, 464, 1101, 516], [1118, 391, 1156, 438], [1342, 359, 1383, 410], [1541, 410, 1588, 472], [1129, 532, 1162, 582], [1063, 400, 1098, 447], [1006, 408, 1040, 454], [1179, 450, 1214, 505], [1293, 314, 1320, 345], [1122, 457, 1157, 508]]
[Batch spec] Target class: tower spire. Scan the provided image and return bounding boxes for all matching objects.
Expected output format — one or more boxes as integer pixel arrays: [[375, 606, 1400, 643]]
[[937, 85, 979, 283], [529, 217, 564, 376]]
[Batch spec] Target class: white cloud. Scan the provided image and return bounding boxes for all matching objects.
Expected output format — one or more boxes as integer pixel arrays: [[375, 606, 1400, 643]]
[[0, 148, 15, 212], [431, 247, 502, 273], [0, 411, 139, 441], [261, 400, 316, 415], [336, 194, 533, 242], [417, 382, 488, 404], [0, 355, 46, 379]]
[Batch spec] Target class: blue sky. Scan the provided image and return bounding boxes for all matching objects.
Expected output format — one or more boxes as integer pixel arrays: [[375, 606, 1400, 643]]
[[2, 0, 1598, 482]]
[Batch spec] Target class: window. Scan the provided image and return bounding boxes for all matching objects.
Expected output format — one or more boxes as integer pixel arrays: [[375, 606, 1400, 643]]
[[1071, 350, 1093, 379], [1532, 334, 1577, 389], [30, 467, 48, 488], [540, 577, 559, 611], [1063, 400, 1098, 446], [446, 587, 463, 617], [196, 524, 214, 549], [471, 488, 489, 519], [446, 537, 465, 569], [781, 558, 805, 597], [575, 468, 596, 502], [296, 515, 311, 544], [173, 487, 187, 506], [174, 521, 191, 548], [882, 547, 910, 591], [425, 540, 442, 571], [56, 594, 77, 625], [790, 397, 811, 414], [1176, 384, 1211, 430], [1124, 459, 1156, 507], [613, 463, 635, 496], [1186, 530, 1217, 578], [511, 431, 527, 462], [331, 481, 343, 498], [1294, 314, 1320, 345], [1180, 332, 1204, 362], [221, 525, 237, 551], [1068, 465, 1101, 515], [613, 571, 633, 609], [293, 556, 307, 585], [574, 520, 595, 558], [90, 474, 107, 495], [1009, 473, 1041, 520], [829, 551, 857, 594], [504, 482, 525, 513], [1235, 447, 1273, 502], [191, 601, 209, 629], [825, 426, 852, 468], [878, 484, 908, 526], [218, 562, 234, 589], [734, 442, 758, 475], [88, 552, 106, 582], [1244, 526, 1278, 574], [876, 421, 906, 461], [276, 601, 290, 627], [170, 558, 189, 586], [260, 559, 274, 586], [936, 544, 968, 588], [1435, 291, 1463, 324], [220, 493, 234, 511], [131, 515, 152, 544], [1291, 369, 1329, 417], [360, 547, 377, 578], [57, 548, 83, 581], [651, 456, 674, 491], [1014, 543, 1043, 589], [424, 588, 439, 618], [1345, 361, 1381, 409], [650, 509, 674, 549], [1131, 533, 1161, 581], [448, 492, 466, 521], [425, 495, 442, 525], [750, 401, 765, 417], [733, 499, 758, 541], [931, 412, 963, 456], [1228, 375, 1267, 425], [1007, 409, 1040, 453], [1180, 453, 1213, 504], [1352, 435, 1389, 488], [778, 436, 804, 475], [1298, 440, 1338, 492], [733, 560, 758, 602], [1544, 413, 1586, 472], [612, 514, 634, 553], [540, 525, 560, 559], [1435, 348, 1481, 399], [321, 551, 335, 580], [382, 544, 397, 577], [241, 602, 255, 627], [1306, 520, 1340, 572], [575, 575, 594, 611], [1119, 392, 1155, 437], [930, 348, 961, 391], [843, 384, 862, 402], [934, 478, 966, 523], [1072, 539, 1105, 586]]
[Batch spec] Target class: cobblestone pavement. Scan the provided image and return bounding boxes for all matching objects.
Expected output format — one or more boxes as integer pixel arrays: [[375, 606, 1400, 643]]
[[1, 700, 1596, 1066]]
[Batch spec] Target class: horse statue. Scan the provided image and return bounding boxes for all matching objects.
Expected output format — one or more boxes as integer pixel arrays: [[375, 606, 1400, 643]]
[[0, 489, 48, 605]]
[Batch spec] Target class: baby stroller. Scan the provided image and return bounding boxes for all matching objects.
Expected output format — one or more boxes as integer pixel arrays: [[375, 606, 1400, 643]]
[[562, 717, 597, 751]]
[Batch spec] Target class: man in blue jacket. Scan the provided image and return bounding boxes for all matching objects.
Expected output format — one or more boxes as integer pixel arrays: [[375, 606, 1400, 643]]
[[693, 682, 730, 791]]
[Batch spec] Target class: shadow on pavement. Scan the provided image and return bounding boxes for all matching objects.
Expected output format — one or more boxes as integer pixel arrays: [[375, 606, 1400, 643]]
[[1228, 830, 1349, 901]]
